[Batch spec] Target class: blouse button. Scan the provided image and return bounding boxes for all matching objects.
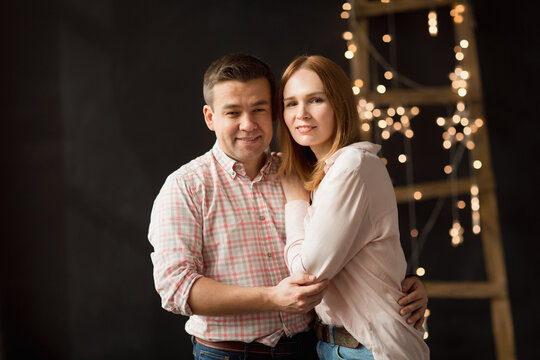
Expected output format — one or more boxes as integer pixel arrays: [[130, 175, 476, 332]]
[[259, 215, 265, 221]]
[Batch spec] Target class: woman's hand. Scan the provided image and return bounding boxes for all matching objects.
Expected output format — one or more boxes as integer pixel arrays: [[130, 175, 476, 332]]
[[280, 173, 310, 203]]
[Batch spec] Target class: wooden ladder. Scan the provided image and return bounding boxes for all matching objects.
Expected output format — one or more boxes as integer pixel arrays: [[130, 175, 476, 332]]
[[346, 1, 515, 358]]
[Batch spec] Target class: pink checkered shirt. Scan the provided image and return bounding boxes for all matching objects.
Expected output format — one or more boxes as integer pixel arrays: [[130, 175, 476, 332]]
[[148, 142, 313, 346]]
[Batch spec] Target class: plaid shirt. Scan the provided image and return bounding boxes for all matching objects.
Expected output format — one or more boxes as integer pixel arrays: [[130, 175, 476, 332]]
[[148, 142, 313, 346]]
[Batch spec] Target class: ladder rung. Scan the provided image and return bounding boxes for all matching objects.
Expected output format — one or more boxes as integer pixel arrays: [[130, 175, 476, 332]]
[[425, 281, 507, 298], [394, 178, 481, 203], [360, 87, 481, 106], [354, 0, 455, 19]]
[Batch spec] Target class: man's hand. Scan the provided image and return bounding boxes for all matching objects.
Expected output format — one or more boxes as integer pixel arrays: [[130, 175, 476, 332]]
[[269, 273, 329, 314], [398, 275, 428, 330], [280, 173, 310, 203]]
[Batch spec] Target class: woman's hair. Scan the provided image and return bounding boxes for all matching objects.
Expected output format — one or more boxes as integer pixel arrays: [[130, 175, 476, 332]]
[[277, 55, 362, 190]]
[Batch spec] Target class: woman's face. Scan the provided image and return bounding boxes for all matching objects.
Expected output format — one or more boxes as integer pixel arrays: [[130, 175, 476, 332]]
[[282, 68, 336, 160]]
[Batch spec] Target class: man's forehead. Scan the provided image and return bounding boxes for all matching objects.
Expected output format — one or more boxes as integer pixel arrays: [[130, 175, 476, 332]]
[[213, 78, 272, 105]]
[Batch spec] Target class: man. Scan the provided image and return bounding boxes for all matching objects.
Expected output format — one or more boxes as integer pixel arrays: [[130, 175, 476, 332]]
[[148, 53, 427, 359]]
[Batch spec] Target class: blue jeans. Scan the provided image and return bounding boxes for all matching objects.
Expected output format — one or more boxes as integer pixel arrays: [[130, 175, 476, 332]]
[[192, 336, 314, 360], [315, 325, 374, 360]]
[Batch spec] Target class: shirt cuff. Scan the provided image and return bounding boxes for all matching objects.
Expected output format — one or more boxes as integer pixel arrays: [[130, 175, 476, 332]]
[[285, 200, 309, 245]]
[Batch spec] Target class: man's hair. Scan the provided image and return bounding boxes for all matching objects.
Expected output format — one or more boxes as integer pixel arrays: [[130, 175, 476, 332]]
[[277, 55, 362, 190], [203, 53, 276, 107]]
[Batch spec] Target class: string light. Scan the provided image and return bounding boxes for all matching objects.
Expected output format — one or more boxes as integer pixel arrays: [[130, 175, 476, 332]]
[[428, 11, 438, 36]]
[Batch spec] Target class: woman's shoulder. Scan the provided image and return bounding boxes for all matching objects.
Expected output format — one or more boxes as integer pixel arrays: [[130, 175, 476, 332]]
[[328, 142, 382, 173]]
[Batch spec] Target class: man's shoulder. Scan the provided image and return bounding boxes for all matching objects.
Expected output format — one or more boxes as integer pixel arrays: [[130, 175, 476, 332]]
[[167, 148, 215, 183]]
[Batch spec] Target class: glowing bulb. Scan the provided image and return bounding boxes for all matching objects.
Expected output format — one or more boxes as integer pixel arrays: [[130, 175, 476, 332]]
[[398, 154, 407, 163], [361, 123, 371, 132], [414, 191, 422, 200], [352, 86, 360, 95], [373, 109, 381, 117], [384, 71, 393, 80], [377, 84, 386, 93], [411, 106, 420, 115], [436, 117, 446, 126], [470, 185, 479, 195], [457, 101, 466, 111], [386, 117, 394, 126], [475, 118, 484, 127], [381, 157, 388, 165], [405, 129, 414, 138], [444, 165, 452, 174], [416, 267, 426, 276], [340, 11, 350, 19], [354, 79, 364, 87], [448, 127, 456, 135], [457, 200, 466, 209], [345, 50, 354, 59], [461, 118, 469, 126], [456, 132, 464, 141], [381, 130, 390, 139], [342, 31, 353, 40], [396, 106, 405, 115], [400, 115, 409, 124], [473, 160, 482, 169], [460, 39, 469, 48], [348, 44, 357, 52], [466, 141, 475, 150], [473, 225, 481, 234], [410, 229, 418, 237], [387, 108, 395, 116], [455, 52, 464, 61], [443, 140, 452, 149], [342, 2, 352, 11], [452, 114, 461, 124], [382, 34, 392, 43], [458, 88, 467, 97], [378, 120, 387, 128]]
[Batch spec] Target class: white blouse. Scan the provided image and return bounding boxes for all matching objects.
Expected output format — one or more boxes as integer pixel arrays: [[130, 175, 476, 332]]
[[284, 142, 430, 359]]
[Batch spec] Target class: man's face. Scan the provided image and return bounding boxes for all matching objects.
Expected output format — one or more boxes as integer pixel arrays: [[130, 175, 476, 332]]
[[203, 78, 273, 172]]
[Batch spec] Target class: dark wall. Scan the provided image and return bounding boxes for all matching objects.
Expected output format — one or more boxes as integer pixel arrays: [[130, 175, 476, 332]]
[[1, 1, 538, 359]]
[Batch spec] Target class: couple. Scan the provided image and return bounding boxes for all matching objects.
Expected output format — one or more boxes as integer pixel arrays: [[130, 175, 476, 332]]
[[148, 53, 430, 359]]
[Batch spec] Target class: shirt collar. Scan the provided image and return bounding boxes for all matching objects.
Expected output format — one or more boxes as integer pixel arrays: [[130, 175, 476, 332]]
[[324, 141, 381, 173], [211, 141, 274, 180]]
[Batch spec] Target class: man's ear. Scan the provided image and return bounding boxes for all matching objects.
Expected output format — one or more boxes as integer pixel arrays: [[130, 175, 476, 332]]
[[203, 105, 215, 131]]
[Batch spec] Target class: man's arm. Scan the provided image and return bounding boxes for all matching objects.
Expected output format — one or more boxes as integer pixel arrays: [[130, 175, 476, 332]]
[[398, 275, 428, 330], [188, 273, 329, 316]]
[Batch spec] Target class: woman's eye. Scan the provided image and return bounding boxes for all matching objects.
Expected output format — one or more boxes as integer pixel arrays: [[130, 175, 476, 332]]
[[311, 97, 323, 103], [285, 102, 296, 108]]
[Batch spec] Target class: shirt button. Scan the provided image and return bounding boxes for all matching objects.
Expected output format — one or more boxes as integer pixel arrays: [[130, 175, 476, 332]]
[[259, 215, 265, 221], [267, 252, 273, 258]]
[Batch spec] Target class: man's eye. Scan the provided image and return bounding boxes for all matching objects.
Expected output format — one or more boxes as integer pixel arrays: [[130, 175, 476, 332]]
[[253, 108, 266, 113], [226, 112, 239, 116]]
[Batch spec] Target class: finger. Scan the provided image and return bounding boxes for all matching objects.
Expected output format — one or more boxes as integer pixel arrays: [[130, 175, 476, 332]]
[[290, 273, 317, 285], [406, 306, 426, 325], [401, 277, 416, 293], [399, 299, 423, 316], [414, 316, 426, 330], [398, 291, 420, 306], [303, 280, 329, 295]]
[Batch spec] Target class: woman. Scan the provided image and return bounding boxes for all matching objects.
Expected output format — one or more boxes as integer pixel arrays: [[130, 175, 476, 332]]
[[278, 55, 430, 360]]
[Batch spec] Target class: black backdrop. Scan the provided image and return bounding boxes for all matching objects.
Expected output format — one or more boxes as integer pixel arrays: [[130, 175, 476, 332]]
[[1, 1, 538, 359]]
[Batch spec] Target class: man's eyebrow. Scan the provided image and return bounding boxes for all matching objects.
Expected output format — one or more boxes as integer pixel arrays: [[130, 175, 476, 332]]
[[250, 99, 269, 107], [283, 91, 325, 101]]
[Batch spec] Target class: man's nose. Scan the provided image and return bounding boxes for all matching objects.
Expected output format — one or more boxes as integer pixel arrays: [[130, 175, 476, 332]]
[[239, 113, 258, 131]]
